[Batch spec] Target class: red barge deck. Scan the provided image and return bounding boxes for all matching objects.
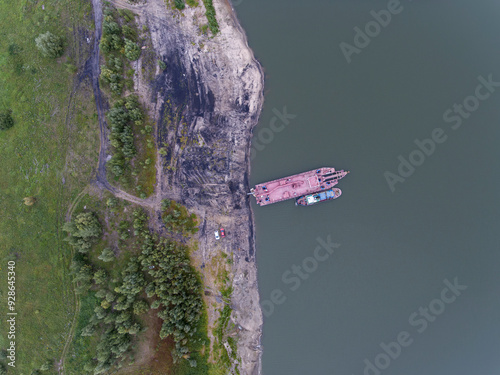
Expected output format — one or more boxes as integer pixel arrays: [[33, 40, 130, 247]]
[[251, 167, 349, 206]]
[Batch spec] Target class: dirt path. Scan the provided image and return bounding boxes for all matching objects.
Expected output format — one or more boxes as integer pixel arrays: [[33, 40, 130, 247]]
[[57, 185, 89, 374]]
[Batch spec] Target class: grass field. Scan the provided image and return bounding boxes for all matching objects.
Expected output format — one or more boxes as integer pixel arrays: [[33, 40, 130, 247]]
[[0, 0, 98, 373]]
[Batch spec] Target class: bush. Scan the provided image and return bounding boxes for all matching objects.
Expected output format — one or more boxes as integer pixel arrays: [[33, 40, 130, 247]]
[[23, 196, 36, 206], [35, 32, 64, 58], [40, 360, 51, 371], [0, 109, 14, 130], [106, 197, 119, 208]]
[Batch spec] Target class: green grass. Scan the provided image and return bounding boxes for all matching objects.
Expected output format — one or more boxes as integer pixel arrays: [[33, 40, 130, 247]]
[[209, 258, 238, 374], [0, 0, 98, 372], [173, 309, 210, 375], [66, 292, 99, 374]]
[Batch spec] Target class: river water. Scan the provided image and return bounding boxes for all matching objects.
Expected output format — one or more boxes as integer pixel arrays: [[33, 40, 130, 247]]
[[236, 1, 500, 374]]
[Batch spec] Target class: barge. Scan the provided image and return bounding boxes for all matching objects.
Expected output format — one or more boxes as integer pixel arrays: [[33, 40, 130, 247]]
[[250, 167, 349, 207]]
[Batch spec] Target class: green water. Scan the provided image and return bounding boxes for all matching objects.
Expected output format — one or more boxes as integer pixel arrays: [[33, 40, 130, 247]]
[[236, 1, 500, 374]]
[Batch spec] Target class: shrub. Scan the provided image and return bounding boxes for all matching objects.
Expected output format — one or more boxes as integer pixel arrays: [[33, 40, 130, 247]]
[[35, 32, 64, 58], [39, 360, 51, 371], [0, 109, 14, 130]]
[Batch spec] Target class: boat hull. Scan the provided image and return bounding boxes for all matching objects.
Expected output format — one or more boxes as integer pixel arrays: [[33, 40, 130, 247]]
[[295, 188, 342, 206]]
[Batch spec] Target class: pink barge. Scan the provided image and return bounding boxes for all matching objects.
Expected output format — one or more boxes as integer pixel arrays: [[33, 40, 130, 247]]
[[250, 167, 349, 207]]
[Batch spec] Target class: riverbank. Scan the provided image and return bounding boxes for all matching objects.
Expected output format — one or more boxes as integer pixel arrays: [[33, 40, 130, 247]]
[[100, 0, 265, 373]]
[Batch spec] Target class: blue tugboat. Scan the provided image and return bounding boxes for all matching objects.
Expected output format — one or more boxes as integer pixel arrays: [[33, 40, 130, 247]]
[[295, 188, 342, 206]]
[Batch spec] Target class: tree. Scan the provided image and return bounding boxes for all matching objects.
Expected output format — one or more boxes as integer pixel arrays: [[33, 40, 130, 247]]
[[95, 289, 107, 299], [0, 109, 14, 130], [94, 306, 107, 320], [128, 322, 141, 335], [35, 32, 64, 58], [132, 300, 149, 315], [105, 291, 116, 303], [94, 269, 108, 285], [124, 39, 141, 61], [98, 248, 115, 262], [63, 212, 102, 253]]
